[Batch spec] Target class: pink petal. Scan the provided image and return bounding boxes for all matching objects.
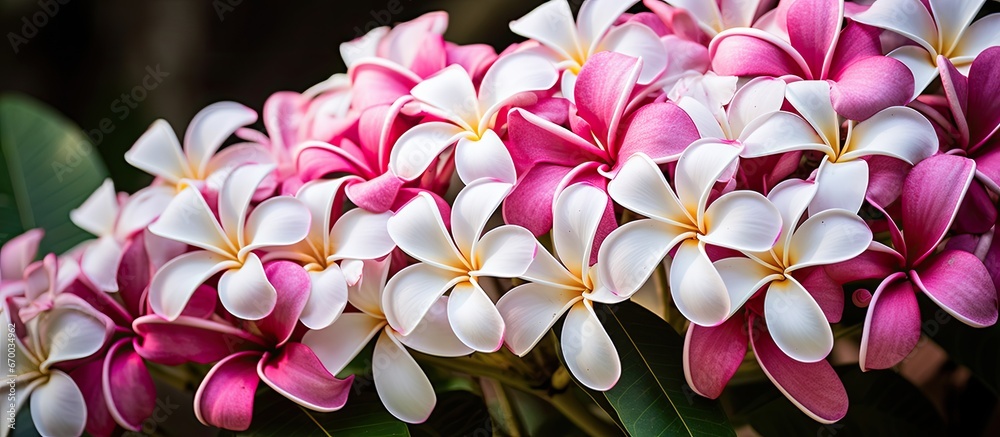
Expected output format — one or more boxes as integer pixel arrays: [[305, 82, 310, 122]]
[[823, 243, 902, 284], [828, 21, 884, 75], [750, 313, 848, 424], [786, 0, 842, 78], [683, 313, 748, 399], [860, 273, 920, 370], [967, 47, 1000, 151], [829, 55, 915, 121], [71, 359, 116, 437], [445, 42, 498, 81], [259, 343, 354, 412], [616, 102, 699, 165], [502, 164, 573, 236], [795, 267, 845, 323], [574, 51, 642, 149], [953, 180, 996, 234], [255, 261, 310, 346], [194, 351, 262, 431], [912, 250, 998, 327], [133, 315, 266, 365], [902, 154, 975, 264], [506, 108, 605, 171], [864, 155, 911, 209], [349, 60, 420, 109], [937, 55, 970, 146], [103, 339, 155, 431], [345, 173, 404, 213], [0, 228, 42, 282], [710, 29, 807, 78]]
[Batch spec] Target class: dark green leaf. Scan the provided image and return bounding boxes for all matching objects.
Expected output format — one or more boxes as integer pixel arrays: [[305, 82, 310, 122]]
[[225, 384, 409, 437], [409, 391, 491, 437], [598, 301, 735, 437], [0, 94, 108, 254], [10, 402, 40, 437]]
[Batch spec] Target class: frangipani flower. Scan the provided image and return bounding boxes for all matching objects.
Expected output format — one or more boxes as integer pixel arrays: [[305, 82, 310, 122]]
[[712, 179, 871, 363], [148, 164, 310, 320], [70, 180, 172, 292], [510, 0, 667, 100], [599, 143, 782, 326], [3, 261, 112, 437], [388, 52, 559, 185], [265, 178, 395, 329], [781, 80, 937, 214], [384, 179, 536, 352], [125, 101, 271, 194], [827, 154, 998, 370], [497, 183, 625, 390], [304, 257, 473, 424], [710, 0, 914, 120], [505, 51, 699, 236], [854, 0, 1000, 98], [655, 0, 774, 37], [133, 262, 354, 431]]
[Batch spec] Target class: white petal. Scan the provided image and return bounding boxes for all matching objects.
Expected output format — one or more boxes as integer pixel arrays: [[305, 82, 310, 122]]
[[497, 283, 581, 356], [577, 0, 638, 54], [665, 0, 723, 35], [786, 210, 872, 272], [675, 140, 741, 225], [887, 45, 939, 99], [242, 197, 311, 254], [347, 258, 391, 318], [382, 263, 461, 335], [520, 242, 584, 289], [148, 187, 234, 256], [293, 178, 347, 254], [454, 132, 517, 184], [149, 251, 238, 320], [300, 265, 349, 330], [929, 0, 984, 55], [561, 70, 578, 102], [952, 13, 1000, 61], [607, 153, 691, 226], [716, 257, 782, 317], [80, 236, 124, 292], [596, 219, 690, 298], [727, 77, 786, 136], [30, 371, 87, 437], [39, 307, 108, 369], [373, 330, 436, 424], [389, 121, 467, 181], [387, 193, 467, 271], [599, 22, 667, 84], [340, 27, 388, 67], [509, 0, 581, 61], [766, 179, 818, 263], [397, 296, 475, 357], [70, 179, 118, 237], [219, 163, 275, 246], [184, 102, 258, 177], [669, 240, 731, 326], [809, 159, 869, 216], [302, 312, 385, 375], [764, 277, 834, 362], [677, 96, 728, 140], [218, 254, 277, 321], [410, 65, 480, 126], [738, 111, 829, 158], [329, 209, 394, 261], [125, 119, 188, 183], [784, 80, 839, 148], [447, 281, 505, 353], [853, 0, 937, 54], [478, 52, 559, 120], [116, 185, 174, 237], [561, 300, 620, 391], [553, 183, 608, 279], [841, 106, 937, 164], [701, 190, 782, 253], [452, 178, 512, 261], [472, 226, 537, 278]]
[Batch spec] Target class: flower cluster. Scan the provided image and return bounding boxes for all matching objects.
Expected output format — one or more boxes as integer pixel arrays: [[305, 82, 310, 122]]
[[3, 0, 1000, 434]]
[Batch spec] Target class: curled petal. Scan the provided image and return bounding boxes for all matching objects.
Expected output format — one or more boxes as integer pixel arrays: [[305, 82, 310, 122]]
[[184, 102, 259, 177], [258, 343, 353, 412], [447, 281, 505, 353], [218, 254, 278, 321], [669, 240, 731, 326], [764, 277, 834, 363], [701, 191, 782, 253], [860, 274, 920, 371], [913, 250, 998, 328], [374, 330, 436, 424], [303, 312, 385, 376], [382, 263, 461, 335], [497, 283, 581, 356], [597, 219, 689, 298], [561, 300, 620, 391], [149, 251, 239, 321], [389, 122, 467, 181], [125, 120, 188, 183], [194, 351, 261, 431], [786, 210, 872, 272], [684, 313, 748, 399], [388, 193, 466, 271], [30, 370, 88, 437]]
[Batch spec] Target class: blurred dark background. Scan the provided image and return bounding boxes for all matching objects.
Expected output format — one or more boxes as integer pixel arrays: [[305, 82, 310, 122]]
[[1, 0, 542, 193]]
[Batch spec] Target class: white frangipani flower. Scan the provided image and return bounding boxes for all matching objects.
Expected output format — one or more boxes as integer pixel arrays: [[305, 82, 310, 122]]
[[389, 52, 558, 185], [598, 143, 782, 327], [497, 183, 625, 391], [148, 164, 311, 321], [658, 0, 772, 37], [70, 180, 173, 292], [265, 178, 395, 329], [854, 0, 1000, 97], [712, 179, 872, 363], [383, 179, 537, 353], [510, 0, 667, 100], [779, 80, 937, 215], [303, 258, 473, 424]]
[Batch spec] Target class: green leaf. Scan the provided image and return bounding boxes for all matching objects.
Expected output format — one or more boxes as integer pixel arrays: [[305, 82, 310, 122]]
[[598, 301, 735, 437], [409, 391, 492, 437], [10, 403, 40, 437], [0, 93, 108, 254], [748, 366, 945, 437], [225, 385, 410, 436], [919, 296, 1000, 394]]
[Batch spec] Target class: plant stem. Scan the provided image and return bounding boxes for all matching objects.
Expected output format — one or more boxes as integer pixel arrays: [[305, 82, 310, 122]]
[[480, 377, 522, 436]]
